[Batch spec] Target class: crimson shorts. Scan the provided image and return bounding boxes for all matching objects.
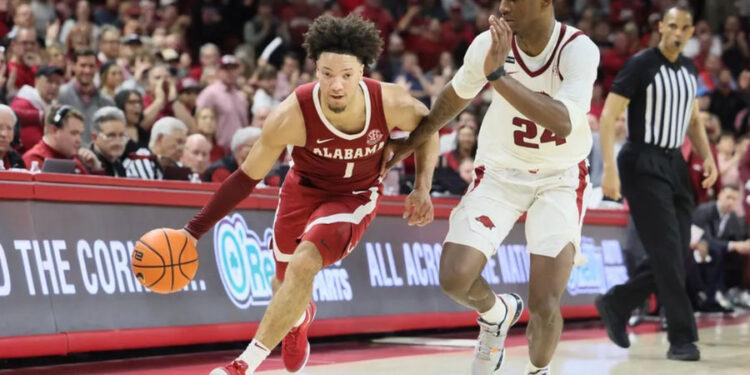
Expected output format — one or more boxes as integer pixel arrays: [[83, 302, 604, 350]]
[[271, 173, 381, 280]]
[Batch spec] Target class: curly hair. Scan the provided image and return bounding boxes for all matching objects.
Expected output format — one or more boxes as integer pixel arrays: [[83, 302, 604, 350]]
[[303, 14, 383, 66]]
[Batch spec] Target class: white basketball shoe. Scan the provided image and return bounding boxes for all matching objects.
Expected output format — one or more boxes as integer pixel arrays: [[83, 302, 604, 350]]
[[471, 293, 525, 375]]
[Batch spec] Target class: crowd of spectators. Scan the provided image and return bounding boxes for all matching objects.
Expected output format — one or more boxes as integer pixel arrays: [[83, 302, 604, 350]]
[[0, 0, 748, 312]]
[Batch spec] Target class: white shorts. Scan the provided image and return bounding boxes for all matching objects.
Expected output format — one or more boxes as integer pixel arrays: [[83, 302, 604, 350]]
[[444, 161, 591, 264]]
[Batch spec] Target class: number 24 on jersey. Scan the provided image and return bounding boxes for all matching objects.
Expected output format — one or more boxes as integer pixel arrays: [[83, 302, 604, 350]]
[[512, 117, 566, 149]]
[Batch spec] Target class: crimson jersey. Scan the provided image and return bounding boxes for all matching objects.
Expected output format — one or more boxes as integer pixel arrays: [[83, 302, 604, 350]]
[[290, 78, 389, 192]]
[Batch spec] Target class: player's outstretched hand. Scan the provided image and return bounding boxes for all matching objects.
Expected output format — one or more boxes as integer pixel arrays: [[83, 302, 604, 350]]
[[403, 187, 434, 227], [701, 158, 718, 188], [178, 228, 198, 247], [484, 15, 513, 77], [380, 137, 416, 177]]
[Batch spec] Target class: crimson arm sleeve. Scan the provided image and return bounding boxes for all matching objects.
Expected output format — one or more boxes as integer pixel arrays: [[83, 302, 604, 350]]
[[184, 169, 260, 239]]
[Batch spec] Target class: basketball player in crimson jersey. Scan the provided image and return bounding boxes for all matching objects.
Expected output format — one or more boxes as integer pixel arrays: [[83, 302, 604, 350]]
[[177, 15, 439, 375], [383, 1, 599, 374]]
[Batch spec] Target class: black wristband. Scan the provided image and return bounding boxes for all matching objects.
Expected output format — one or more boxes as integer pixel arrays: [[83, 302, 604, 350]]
[[486, 65, 506, 81]]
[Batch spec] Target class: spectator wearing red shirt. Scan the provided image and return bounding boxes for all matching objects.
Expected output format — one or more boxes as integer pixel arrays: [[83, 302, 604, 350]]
[[10, 66, 64, 153], [204, 126, 261, 183], [194, 107, 225, 162], [22, 105, 99, 174], [188, 43, 220, 82], [353, 0, 395, 47], [143, 65, 176, 129], [441, 4, 476, 52], [601, 31, 633, 92], [405, 18, 446, 72], [7, 27, 40, 92], [682, 137, 722, 205], [0, 105, 25, 170]]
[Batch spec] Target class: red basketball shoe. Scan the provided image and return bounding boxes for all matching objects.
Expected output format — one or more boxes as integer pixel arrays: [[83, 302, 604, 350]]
[[209, 359, 249, 375], [282, 301, 317, 372]]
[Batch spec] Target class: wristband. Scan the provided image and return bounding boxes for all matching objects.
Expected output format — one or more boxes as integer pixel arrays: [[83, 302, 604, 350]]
[[486, 65, 506, 81]]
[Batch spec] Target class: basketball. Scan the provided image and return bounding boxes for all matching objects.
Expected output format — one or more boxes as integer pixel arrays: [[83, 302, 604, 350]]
[[131, 228, 199, 294]]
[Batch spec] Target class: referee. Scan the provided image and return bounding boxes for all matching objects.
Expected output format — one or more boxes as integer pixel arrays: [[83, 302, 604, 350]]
[[595, 6, 717, 361]]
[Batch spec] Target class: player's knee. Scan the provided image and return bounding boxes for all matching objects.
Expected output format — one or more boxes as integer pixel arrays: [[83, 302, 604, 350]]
[[439, 262, 476, 296], [528, 294, 561, 323], [287, 245, 323, 282]]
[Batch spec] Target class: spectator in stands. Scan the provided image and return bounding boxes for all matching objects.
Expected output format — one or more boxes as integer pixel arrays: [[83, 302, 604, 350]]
[[274, 53, 301, 101], [252, 64, 280, 115], [99, 62, 124, 101], [601, 31, 633, 92], [189, 43, 220, 82], [7, 3, 34, 40], [90, 106, 127, 177], [710, 68, 745, 134], [123, 116, 187, 180], [181, 133, 212, 177], [439, 124, 477, 173], [698, 54, 721, 92], [590, 111, 627, 187], [175, 77, 202, 119], [11, 65, 64, 153], [717, 132, 742, 187], [65, 24, 96, 56], [194, 107, 224, 162], [377, 33, 406, 82], [44, 44, 67, 73], [352, 0, 395, 48], [0, 105, 25, 170], [441, 3, 475, 52], [197, 55, 249, 152], [59, 0, 99, 47], [251, 107, 271, 129], [720, 15, 749, 78], [58, 48, 115, 144], [592, 19, 613, 49], [684, 20, 722, 59], [93, 0, 121, 27], [97, 25, 121, 64], [394, 52, 430, 106], [30, 0, 56, 39], [114, 89, 148, 157], [692, 185, 750, 312], [203, 126, 261, 183], [143, 64, 179, 128], [22, 105, 99, 174], [243, 0, 289, 58], [8, 27, 41, 92]]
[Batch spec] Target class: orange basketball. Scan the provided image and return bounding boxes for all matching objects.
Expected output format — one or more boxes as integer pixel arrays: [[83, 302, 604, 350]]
[[131, 228, 199, 294]]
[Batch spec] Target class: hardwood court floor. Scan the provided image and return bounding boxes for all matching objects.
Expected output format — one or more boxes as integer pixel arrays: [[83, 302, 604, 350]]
[[1, 314, 749, 374]]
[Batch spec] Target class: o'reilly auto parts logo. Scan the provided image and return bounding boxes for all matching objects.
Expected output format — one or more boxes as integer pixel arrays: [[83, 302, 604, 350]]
[[214, 214, 276, 309]]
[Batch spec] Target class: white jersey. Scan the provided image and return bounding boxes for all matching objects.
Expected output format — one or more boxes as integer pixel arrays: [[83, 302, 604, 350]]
[[451, 22, 599, 171]]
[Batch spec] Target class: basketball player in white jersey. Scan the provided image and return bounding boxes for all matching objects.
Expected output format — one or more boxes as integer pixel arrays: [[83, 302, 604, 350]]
[[383, 1, 599, 374]]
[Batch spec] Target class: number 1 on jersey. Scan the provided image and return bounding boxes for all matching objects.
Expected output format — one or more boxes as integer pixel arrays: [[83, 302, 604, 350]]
[[343, 162, 354, 178]]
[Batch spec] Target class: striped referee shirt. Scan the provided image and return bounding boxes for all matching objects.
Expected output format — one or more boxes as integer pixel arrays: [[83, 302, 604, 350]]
[[123, 148, 164, 180], [611, 48, 698, 149]]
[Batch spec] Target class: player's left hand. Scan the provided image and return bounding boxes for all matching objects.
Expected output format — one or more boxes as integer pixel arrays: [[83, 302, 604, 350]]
[[701, 158, 718, 188], [403, 187, 434, 227], [484, 15, 513, 77]]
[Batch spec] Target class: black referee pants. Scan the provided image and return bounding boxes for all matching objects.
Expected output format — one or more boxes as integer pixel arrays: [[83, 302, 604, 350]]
[[604, 142, 698, 345]]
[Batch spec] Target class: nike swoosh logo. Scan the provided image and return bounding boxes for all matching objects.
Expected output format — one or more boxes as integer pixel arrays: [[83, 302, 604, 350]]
[[316, 138, 335, 144]]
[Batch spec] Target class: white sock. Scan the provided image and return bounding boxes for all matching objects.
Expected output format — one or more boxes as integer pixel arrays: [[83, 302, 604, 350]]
[[479, 295, 507, 325], [237, 339, 270, 371], [525, 361, 550, 374]]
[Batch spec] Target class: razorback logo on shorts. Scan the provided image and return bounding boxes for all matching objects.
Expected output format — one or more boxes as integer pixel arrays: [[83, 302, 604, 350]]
[[366, 129, 384, 146], [475, 215, 495, 230]]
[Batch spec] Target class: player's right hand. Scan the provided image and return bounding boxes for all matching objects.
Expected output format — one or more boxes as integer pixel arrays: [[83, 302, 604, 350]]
[[178, 228, 198, 247], [601, 167, 621, 201], [380, 137, 416, 177]]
